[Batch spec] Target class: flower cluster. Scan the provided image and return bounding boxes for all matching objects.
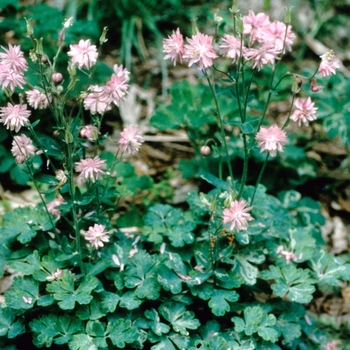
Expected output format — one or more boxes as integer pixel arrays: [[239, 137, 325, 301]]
[[163, 10, 296, 71], [0, 44, 27, 92], [83, 64, 130, 115]]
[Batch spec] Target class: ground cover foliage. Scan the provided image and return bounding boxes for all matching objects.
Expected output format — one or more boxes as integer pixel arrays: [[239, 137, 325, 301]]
[[0, 0, 350, 349]]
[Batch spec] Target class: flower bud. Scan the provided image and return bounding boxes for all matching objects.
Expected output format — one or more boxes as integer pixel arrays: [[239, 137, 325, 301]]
[[52, 73, 63, 84], [99, 26, 108, 45], [291, 75, 302, 94], [311, 78, 324, 92], [200, 145, 211, 156]]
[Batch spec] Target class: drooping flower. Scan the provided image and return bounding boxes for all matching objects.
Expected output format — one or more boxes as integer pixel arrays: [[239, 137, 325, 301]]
[[118, 125, 144, 155], [290, 97, 318, 126], [47, 196, 65, 220], [11, 134, 37, 164], [219, 34, 245, 64], [67, 39, 98, 69], [0, 44, 28, 73], [0, 63, 26, 91], [245, 42, 280, 70], [26, 89, 51, 109], [276, 246, 298, 263], [318, 50, 340, 77], [83, 85, 111, 115], [80, 125, 100, 142], [243, 10, 270, 44], [0, 103, 31, 132], [81, 224, 111, 249], [183, 32, 218, 70], [264, 20, 295, 52], [255, 124, 287, 157], [163, 28, 184, 66], [105, 64, 130, 106], [223, 199, 254, 231], [75, 156, 107, 182]]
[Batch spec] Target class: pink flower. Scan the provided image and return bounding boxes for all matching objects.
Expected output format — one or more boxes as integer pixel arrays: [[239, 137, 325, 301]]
[[219, 34, 245, 63], [255, 124, 287, 157], [0, 103, 31, 132], [163, 28, 184, 66], [67, 39, 98, 69], [47, 196, 65, 220], [105, 64, 130, 106], [81, 224, 111, 249], [183, 32, 218, 70], [311, 78, 324, 92], [118, 125, 144, 154], [290, 97, 318, 126], [264, 20, 295, 52], [245, 42, 280, 70], [0, 44, 28, 73], [26, 89, 51, 109], [75, 156, 107, 182], [80, 125, 100, 142], [223, 199, 254, 231], [84, 85, 111, 115], [318, 50, 339, 77], [243, 10, 270, 44], [0, 63, 26, 92], [11, 134, 37, 164]]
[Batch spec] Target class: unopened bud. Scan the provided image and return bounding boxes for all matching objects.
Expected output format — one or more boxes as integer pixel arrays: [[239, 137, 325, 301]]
[[99, 26, 108, 45], [41, 54, 48, 64], [25, 18, 34, 37], [52, 72, 63, 84], [200, 145, 211, 156], [311, 78, 324, 92], [285, 7, 293, 24], [214, 11, 223, 24], [191, 18, 199, 35], [291, 76, 302, 93]]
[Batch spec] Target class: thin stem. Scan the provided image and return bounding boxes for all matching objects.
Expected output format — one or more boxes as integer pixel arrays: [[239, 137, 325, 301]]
[[204, 70, 236, 193], [250, 152, 269, 205]]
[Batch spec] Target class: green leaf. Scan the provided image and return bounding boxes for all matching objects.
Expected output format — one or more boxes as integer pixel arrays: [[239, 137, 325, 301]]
[[145, 309, 171, 336], [106, 319, 139, 348], [157, 264, 183, 294], [30, 314, 83, 347], [124, 250, 161, 300], [100, 291, 120, 313], [4, 276, 39, 309], [119, 290, 143, 310], [76, 299, 106, 320], [199, 171, 231, 191], [159, 302, 200, 336], [261, 264, 316, 303], [46, 271, 98, 310], [231, 306, 278, 342], [0, 308, 25, 339], [1, 206, 54, 244], [208, 289, 239, 316], [68, 334, 98, 350], [310, 249, 350, 286]]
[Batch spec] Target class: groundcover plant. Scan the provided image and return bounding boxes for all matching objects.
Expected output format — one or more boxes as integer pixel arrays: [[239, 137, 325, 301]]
[[0, 2, 349, 349]]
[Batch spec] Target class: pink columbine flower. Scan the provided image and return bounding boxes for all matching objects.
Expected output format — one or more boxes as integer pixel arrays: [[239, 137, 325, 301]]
[[11, 134, 37, 164], [0, 63, 26, 92], [255, 124, 287, 157], [83, 85, 111, 115], [163, 28, 185, 66], [245, 42, 281, 70], [118, 125, 144, 155], [82, 224, 111, 249], [0, 103, 31, 132], [290, 97, 318, 126], [243, 10, 270, 45], [26, 89, 51, 109], [47, 196, 65, 220], [80, 125, 100, 142], [105, 64, 130, 106], [219, 34, 245, 64], [67, 39, 98, 69], [264, 20, 296, 52], [183, 32, 218, 70], [223, 199, 254, 231], [0, 44, 28, 73], [318, 50, 340, 77], [75, 156, 107, 182]]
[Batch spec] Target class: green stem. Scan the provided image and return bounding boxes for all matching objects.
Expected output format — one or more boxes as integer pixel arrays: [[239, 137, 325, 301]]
[[204, 70, 236, 193], [250, 153, 269, 205]]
